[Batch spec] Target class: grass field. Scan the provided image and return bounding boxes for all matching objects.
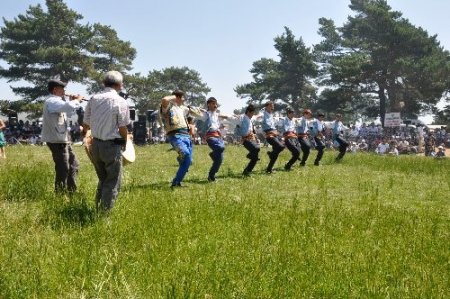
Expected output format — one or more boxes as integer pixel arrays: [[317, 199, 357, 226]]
[[0, 144, 449, 298]]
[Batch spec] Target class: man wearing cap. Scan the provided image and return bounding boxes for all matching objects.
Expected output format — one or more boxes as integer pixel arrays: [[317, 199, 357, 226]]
[[160, 89, 203, 187], [201, 97, 231, 182], [82, 71, 130, 211], [237, 104, 260, 176], [310, 112, 326, 166], [282, 108, 301, 171], [262, 101, 285, 174], [296, 109, 313, 166], [42, 79, 84, 193]]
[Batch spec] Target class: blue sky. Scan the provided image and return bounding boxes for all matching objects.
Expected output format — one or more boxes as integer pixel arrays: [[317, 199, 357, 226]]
[[1, 0, 450, 120]]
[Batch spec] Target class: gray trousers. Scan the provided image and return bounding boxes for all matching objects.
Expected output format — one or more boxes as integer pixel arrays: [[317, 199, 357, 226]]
[[91, 139, 123, 211], [47, 143, 79, 193]]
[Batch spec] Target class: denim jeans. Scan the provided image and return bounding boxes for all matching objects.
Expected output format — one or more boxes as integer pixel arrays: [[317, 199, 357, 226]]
[[169, 134, 193, 185], [206, 137, 225, 180]]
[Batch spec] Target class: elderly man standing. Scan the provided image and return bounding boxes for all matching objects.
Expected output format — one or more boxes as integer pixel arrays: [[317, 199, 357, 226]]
[[41, 79, 84, 193], [160, 90, 203, 187], [83, 71, 130, 211]]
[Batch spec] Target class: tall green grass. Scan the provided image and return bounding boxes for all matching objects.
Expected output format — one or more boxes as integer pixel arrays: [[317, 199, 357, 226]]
[[0, 144, 449, 298]]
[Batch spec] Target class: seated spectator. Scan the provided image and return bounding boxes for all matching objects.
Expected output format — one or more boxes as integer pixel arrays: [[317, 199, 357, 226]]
[[435, 145, 446, 158], [388, 143, 399, 156], [397, 138, 410, 154], [358, 139, 368, 151], [376, 139, 390, 154]]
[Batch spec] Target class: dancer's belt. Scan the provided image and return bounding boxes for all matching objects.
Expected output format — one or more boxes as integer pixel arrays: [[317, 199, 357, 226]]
[[242, 133, 256, 142], [205, 131, 221, 139], [283, 132, 297, 139], [265, 131, 278, 138]]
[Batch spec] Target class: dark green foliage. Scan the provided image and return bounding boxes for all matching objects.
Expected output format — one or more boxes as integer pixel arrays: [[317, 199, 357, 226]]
[[315, 0, 450, 125], [127, 67, 211, 111], [0, 0, 136, 101], [235, 27, 318, 113]]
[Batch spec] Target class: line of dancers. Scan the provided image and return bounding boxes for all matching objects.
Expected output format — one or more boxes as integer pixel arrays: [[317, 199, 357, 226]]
[[159, 92, 349, 187]]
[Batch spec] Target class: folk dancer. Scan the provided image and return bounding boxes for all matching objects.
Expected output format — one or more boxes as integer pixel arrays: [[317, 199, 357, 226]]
[[41, 79, 83, 193], [262, 101, 285, 174], [332, 113, 349, 161], [82, 71, 130, 211], [296, 109, 313, 166], [160, 90, 203, 187], [282, 108, 301, 171], [238, 104, 260, 176], [310, 112, 326, 166], [201, 97, 231, 182]]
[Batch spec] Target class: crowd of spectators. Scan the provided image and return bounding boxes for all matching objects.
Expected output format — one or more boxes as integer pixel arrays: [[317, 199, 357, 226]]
[[1, 118, 83, 145], [2, 116, 448, 158]]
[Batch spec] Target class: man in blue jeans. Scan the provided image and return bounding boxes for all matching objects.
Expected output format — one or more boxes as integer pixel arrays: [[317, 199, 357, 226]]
[[200, 97, 232, 182], [160, 90, 203, 187]]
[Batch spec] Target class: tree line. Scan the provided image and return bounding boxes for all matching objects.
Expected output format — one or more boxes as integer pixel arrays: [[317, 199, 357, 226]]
[[1, 0, 450, 126]]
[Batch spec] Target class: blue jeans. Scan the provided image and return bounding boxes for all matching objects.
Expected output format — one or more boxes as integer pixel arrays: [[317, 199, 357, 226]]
[[206, 137, 225, 179], [169, 134, 193, 185]]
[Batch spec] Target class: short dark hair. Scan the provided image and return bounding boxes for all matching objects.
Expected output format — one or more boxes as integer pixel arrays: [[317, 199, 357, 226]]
[[245, 104, 256, 114], [286, 108, 294, 114], [264, 101, 273, 107], [172, 90, 184, 97], [207, 97, 217, 104]]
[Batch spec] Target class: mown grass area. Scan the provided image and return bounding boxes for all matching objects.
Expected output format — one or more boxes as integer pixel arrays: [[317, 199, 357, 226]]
[[0, 144, 449, 298]]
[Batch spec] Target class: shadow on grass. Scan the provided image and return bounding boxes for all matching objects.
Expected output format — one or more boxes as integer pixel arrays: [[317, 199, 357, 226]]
[[43, 195, 98, 229], [123, 181, 172, 191], [55, 201, 97, 227]]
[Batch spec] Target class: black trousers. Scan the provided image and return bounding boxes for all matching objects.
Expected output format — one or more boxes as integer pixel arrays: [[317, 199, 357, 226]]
[[314, 137, 325, 164], [47, 142, 79, 193], [284, 137, 300, 169], [298, 137, 311, 164], [266, 136, 285, 172], [335, 136, 349, 160], [243, 139, 260, 174]]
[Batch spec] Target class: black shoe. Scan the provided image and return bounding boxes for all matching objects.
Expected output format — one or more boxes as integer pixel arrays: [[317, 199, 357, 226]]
[[208, 176, 216, 182], [300, 162, 306, 167], [314, 161, 320, 166], [266, 169, 274, 174], [242, 170, 251, 177], [171, 182, 183, 188], [284, 164, 291, 171]]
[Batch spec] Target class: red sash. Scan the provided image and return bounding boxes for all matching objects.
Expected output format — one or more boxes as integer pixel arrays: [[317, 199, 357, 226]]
[[205, 131, 221, 139], [283, 132, 297, 139]]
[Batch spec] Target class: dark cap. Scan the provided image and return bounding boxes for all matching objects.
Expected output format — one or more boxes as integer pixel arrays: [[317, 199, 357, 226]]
[[47, 79, 67, 91], [317, 112, 325, 117], [172, 89, 184, 97]]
